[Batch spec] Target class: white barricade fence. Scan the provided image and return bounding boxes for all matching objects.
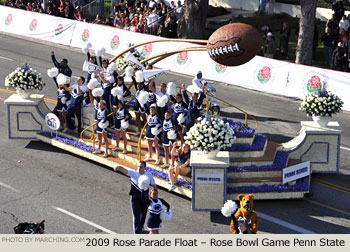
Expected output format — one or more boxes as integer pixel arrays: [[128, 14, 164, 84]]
[[0, 6, 76, 45], [1, 6, 350, 111]]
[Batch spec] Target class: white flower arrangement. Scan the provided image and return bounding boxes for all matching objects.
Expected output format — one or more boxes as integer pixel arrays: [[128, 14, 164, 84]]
[[184, 113, 235, 153], [116, 51, 145, 71], [5, 64, 46, 91], [300, 90, 343, 117]]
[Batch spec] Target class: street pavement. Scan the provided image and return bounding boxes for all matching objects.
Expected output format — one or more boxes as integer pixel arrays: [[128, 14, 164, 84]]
[[0, 32, 349, 234]]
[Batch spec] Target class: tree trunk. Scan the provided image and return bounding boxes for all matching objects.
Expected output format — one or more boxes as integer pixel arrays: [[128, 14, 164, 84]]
[[177, 0, 209, 39], [295, 0, 318, 65]]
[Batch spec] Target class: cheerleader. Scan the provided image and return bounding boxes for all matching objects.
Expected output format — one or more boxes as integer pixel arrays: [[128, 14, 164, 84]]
[[144, 79, 156, 115], [161, 110, 176, 169], [93, 100, 109, 157], [169, 93, 188, 145], [133, 72, 148, 136], [168, 142, 191, 191], [155, 82, 169, 122], [114, 76, 131, 102], [56, 84, 70, 132], [144, 104, 162, 165], [85, 52, 98, 105], [112, 101, 132, 154], [147, 187, 170, 234]]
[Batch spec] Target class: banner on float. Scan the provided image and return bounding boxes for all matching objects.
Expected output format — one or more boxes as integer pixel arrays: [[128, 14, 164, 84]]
[[282, 161, 310, 184], [0, 6, 76, 46]]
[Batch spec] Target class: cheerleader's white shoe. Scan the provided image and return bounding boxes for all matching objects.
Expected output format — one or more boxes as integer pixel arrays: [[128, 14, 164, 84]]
[[122, 149, 127, 154], [112, 146, 119, 151], [155, 159, 160, 165], [161, 163, 169, 169], [93, 149, 103, 154], [144, 156, 153, 162]]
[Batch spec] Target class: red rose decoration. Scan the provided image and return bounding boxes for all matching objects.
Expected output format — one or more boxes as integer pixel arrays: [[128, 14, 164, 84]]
[[7, 14, 12, 23], [144, 43, 152, 53], [260, 66, 271, 79], [57, 24, 63, 33], [218, 64, 226, 69], [83, 29, 89, 39], [112, 35, 119, 46], [31, 19, 37, 28], [179, 51, 188, 61], [310, 75, 321, 89]]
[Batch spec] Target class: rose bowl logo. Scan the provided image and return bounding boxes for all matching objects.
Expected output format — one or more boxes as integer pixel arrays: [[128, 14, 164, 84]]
[[82, 28, 90, 42], [177, 51, 188, 65], [110, 35, 120, 50], [29, 19, 37, 32], [257, 66, 271, 84], [55, 24, 63, 36], [5, 14, 12, 26], [307, 75, 322, 93], [142, 43, 152, 57], [215, 63, 227, 74]]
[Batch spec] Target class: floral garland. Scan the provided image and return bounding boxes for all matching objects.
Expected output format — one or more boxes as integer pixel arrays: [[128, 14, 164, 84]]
[[228, 150, 288, 171], [224, 134, 266, 151], [222, 118, 255, 137], [227, 177, 309, 193], [5, 64, 46, 90]]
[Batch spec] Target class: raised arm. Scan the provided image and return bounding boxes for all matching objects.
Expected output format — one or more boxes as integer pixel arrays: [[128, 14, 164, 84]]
[[181, 83, 189, 104], [113, 165, 129, 175], [51, 51, 60, 68]]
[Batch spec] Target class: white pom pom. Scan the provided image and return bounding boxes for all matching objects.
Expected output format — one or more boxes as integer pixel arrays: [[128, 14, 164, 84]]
[[86, 42, 92, 48], [91, 72, 96, 79], [151, 126, 161, 136], [47, 67, 59, 78], [82, 47, 89, 54], [95, 47, 106, 57], [61, 97, 67, 104], [167, 130, 177, 140], [92, 87, 104, 97], [166, 82, 177, 95], [187, 85, 201, 94], [138, 174, 151, 191], [98, 120, 109, 129], [137, 91, 149, 106], [124, 76, 133, 85], [157, 95, 168, 107], [125, 66, 134, 78], [56, 73, 71, 85], [160, 208, 173, 222], [106, 66, 114, 74], [177, 113, 185, 124], [111, 86, 123, 97], [121, 120, 129, 130], [87, 78, 98, 90], [221, 200, 238, 217], [109, 62, 117, 71], [135, 70, 144, 82]]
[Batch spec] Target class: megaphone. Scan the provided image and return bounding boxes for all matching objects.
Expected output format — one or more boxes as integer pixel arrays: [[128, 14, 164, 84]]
[[124, 52, 145, 70], [82, 60, 104, 72], [143, 69, 169, 81]]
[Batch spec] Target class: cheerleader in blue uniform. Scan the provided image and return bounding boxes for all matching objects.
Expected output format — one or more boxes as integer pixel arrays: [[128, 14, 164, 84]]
[[162, 110, 176, 169], [169, 93, 188, 145], [133, 73, 148, 136], [93, 100, 109, 157], [56, 84, 70, 132], [144, 104, 162, 165], [112, 101, 132, 154], [144, 79, 156, 115], [147, 187, 170, 234], [114, 76, 131, 103]]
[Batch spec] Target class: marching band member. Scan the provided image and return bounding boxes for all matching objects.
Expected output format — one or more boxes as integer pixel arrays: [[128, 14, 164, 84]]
[[144, 104, 162, 165]]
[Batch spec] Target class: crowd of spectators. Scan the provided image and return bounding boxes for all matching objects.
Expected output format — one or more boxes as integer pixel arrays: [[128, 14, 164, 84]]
[[3, 0, 184, 38]]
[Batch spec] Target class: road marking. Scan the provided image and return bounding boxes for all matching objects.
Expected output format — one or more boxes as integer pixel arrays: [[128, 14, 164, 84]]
[[313, 179, 350, 194], [304, 198, 350, 217], [53, 207, 116, 234], [0, 56, 14, 61], [340, 146, 350, 151], [0, 181, 20, 193], [256, 211, 316, 234]]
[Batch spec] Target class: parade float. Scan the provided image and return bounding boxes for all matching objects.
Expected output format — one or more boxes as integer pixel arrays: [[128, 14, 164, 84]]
[[3, 15, 343, 212]]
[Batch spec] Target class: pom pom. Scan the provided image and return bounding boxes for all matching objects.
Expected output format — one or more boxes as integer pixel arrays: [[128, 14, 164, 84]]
[[125, 66, 134, 78], [92, 87, 104, 97], [87, 78, 98, 90], [157, 95, 168, 108], [82, 47, 89, 54], [137, 91, 149, 106], [138, 174, 150, 191], [98, 120, 109, 129], [187, 85, 201, 94], [135, 70, 144, 82], [167, 130, 177, 140], [160, 208, 173, 222], [91, 72, 96, 79], [106, 66, 114, 74], [61, 97, 67, 104], [95, 47, 106, 57], [47, 67, 59, 78], [124, 76, 133, 85], [221, 200, 238, 217], [151, 126, 161, 136], [166, 82, 177, 96], [177, 113, 185, 125], [111, 86, 123, 97], [121, 120, 129, 130], [109, 62, 117, 71], [86, 42, 92, 48], [56, 73, 71, 85]]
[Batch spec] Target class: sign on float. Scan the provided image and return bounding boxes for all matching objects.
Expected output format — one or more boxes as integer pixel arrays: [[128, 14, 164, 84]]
[[45, 113, 61, 131], [282, 161, 310, 184]]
